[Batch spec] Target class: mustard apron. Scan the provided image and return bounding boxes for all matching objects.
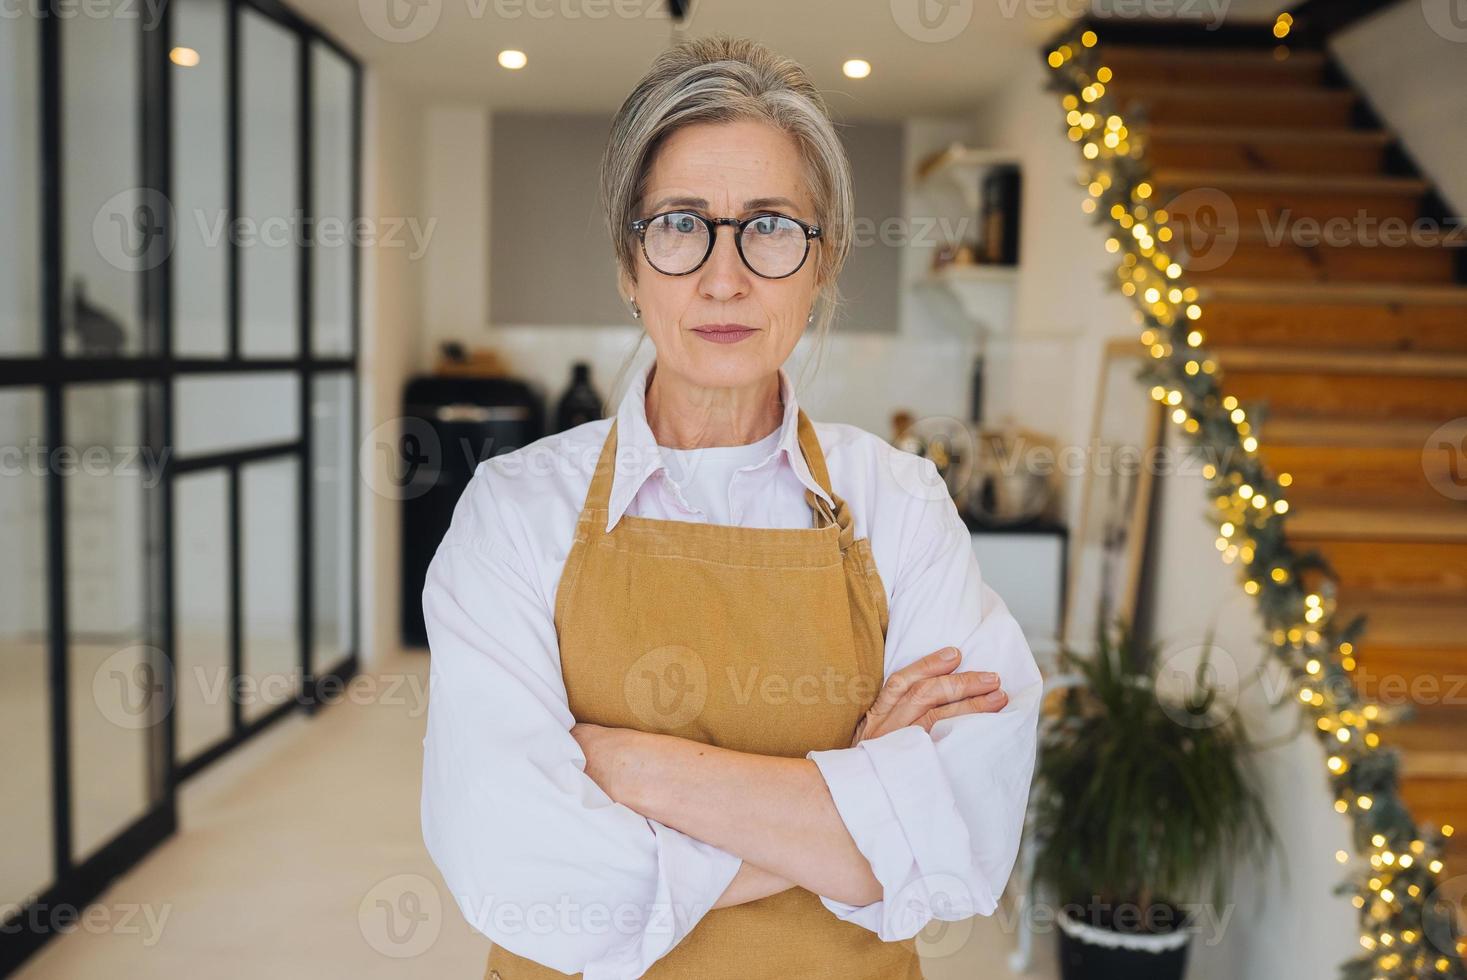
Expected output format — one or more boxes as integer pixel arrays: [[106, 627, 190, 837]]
[[486, 407, 924, 980]]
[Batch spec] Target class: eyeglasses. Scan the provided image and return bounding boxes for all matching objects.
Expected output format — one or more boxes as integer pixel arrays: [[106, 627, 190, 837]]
[[628, 210, 821, 280]]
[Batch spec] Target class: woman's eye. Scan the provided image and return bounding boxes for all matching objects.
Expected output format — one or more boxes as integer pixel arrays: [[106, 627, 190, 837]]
[[750, 216, 780, 235], [670, 214, 699, 234]]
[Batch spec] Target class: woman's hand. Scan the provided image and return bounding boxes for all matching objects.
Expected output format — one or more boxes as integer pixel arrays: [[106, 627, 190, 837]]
[[571, 722, 630, 800], [850, 647, 1007, 747], [571, 722, 667, 810]]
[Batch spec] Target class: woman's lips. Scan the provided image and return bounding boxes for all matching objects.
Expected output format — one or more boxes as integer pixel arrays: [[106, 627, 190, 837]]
[[692, 324, 757, 344]]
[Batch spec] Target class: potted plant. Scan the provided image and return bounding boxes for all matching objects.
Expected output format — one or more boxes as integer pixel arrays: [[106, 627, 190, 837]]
[[1030, 623, 1276, 980]]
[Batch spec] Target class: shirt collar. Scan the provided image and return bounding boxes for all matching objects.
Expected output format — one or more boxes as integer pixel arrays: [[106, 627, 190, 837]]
[[604, 358, 835, 533]]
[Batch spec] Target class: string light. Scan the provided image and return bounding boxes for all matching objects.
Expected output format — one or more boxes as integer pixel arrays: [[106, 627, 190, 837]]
[[1047, 26, 1464, 980]]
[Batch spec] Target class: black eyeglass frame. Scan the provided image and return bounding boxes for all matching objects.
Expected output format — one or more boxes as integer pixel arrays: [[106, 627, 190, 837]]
[[628, 210, 823, 280]]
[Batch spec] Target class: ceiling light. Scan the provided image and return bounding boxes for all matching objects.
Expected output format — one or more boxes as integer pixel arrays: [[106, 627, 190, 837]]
[[498, 49, 527, 70], [842, 59, 870, 79], [170, 46, 200, 68]]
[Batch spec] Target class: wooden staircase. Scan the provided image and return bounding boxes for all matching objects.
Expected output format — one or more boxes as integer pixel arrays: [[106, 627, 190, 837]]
[[1103, 41, 1467, 872]]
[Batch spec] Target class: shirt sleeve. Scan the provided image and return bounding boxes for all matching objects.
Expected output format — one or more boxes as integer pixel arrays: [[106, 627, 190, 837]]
[[419, 465, 743, 978], [804, 456, 1043, 940]]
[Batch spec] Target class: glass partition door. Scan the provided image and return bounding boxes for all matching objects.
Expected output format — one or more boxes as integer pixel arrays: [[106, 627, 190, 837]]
[[0, 2, 361, 973]]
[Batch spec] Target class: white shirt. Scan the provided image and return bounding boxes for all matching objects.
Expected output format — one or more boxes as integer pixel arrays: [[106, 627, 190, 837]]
[[657, 424, 781, 526], [419, 357, 1043, 979]]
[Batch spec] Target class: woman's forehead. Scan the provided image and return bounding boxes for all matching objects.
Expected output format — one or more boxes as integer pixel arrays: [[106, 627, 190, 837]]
[[644, 121, 811, 211]]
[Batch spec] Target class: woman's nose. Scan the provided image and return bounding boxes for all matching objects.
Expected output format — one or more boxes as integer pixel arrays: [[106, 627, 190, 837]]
[[697, 225, 751, 299]]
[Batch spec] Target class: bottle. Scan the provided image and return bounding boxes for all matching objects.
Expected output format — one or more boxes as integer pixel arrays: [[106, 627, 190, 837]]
[[554, 362, 603, 433], [969, 352, 985, 425]]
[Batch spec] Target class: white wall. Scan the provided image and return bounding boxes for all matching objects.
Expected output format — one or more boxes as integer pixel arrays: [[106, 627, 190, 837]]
[[1147, 429, 1358, 980], [1331, 0, 1467, 216], [360, 70, 427, 667], [422, 106, 489, 367]]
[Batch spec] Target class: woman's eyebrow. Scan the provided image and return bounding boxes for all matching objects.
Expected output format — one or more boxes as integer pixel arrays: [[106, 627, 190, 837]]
[[646, 195, 801, 213]]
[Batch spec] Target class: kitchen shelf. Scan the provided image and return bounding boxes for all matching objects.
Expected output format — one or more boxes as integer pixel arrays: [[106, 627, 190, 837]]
[[919, 263, 1019, 333], [916, 142, 1022, 211]]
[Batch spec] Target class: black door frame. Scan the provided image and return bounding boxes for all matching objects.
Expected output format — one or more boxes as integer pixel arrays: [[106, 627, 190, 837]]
[[1, 1, 362, 973]]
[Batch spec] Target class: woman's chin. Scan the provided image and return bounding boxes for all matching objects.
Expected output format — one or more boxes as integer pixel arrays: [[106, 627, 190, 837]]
[[672, 342, 775, 384]]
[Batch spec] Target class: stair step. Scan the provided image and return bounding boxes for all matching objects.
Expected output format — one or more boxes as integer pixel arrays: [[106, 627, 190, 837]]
[[1401, 749, 1467, 780], [1261, 417, 1449, 449], [1215, 346, 1467, 433], [1223, 369, 1467, 424], [1155, 170, 1430, 195], [1260, 443, 1451, 512], [1110, 84, 1355, 128], [1392, 707, 1467, 867], [1353, 650, 1467, 707], [1153, 170, 1429, 228], [1335, 596, 1467, 648], [1187, 239, 1458, 285], [1145, 126, 1391, 176], [1400, 775, 1467, 828], [1197, 280, 1467, 306], [1261, 418, 1467, 523], [1292, 538, 1467, 596], [1200, 299, 1467, 355], [1285, 506, 1467, 543], [1099, 46, 1326, 87], [1445, 833, 1467, 877], [1384, 710, 1467, 771], [1215, 346, 1467, 377]]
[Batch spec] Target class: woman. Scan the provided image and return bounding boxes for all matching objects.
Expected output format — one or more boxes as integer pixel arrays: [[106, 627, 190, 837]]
[[420, 35, 1042, 980]]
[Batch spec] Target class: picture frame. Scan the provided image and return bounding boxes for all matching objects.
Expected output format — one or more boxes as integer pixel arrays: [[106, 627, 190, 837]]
[[1060, 338, 1166, 652]]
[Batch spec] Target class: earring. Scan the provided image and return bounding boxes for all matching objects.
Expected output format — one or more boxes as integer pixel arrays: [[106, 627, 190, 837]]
[[807, 308, 815, 324], [630, 297, 641, 319]]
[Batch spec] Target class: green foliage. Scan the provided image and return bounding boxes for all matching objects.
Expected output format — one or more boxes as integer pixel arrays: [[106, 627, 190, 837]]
[[1030, 623, 1276, 926]]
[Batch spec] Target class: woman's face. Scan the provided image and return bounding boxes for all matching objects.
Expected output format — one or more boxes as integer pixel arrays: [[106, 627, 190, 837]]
[[628, 119, 820, 391]]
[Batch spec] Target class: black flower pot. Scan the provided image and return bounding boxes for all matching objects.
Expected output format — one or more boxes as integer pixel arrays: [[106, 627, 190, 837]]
[[1055, 906, 1190, 980]]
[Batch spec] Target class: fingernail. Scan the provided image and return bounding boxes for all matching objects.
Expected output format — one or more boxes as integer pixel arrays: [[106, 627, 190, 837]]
[[978, 672, 998, 683], [987, 690, 1007, 703], [941, 647, 960, 660]]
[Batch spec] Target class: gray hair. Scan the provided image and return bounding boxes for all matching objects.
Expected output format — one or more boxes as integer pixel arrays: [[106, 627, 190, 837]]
[[598, 35, 854, 401]]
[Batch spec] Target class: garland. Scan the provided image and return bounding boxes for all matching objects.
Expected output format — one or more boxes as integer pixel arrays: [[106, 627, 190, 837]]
[[1044, 26, 1464, 979]]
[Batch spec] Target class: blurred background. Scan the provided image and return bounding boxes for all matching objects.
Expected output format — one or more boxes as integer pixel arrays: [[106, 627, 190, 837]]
[[2, 0, 1465, 978]]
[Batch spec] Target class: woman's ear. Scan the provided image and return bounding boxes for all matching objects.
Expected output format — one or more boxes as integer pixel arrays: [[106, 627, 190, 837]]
[[811, 259, 829, 294], [617, 271, 642, 320], [809, 281, 827, 317]]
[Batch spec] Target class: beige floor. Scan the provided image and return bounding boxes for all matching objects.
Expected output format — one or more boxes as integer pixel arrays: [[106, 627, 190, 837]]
[[1, 629, 331, 904], [16, 647, 1057, 979]]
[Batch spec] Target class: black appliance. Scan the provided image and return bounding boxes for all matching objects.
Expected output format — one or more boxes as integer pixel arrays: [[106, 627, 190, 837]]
[[400, 375, 544, 647]]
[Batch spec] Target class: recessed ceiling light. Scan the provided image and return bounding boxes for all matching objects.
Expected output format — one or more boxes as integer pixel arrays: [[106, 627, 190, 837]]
[[842, 59, 871, 79], [498, 49, 527, 70], [170, 46, 200, 68]]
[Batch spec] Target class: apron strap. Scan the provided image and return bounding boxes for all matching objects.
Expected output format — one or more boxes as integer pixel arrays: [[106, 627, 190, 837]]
[[579, 418, 621, 534], [796, 410, 856, 548], [794, 408, 837, 502]]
